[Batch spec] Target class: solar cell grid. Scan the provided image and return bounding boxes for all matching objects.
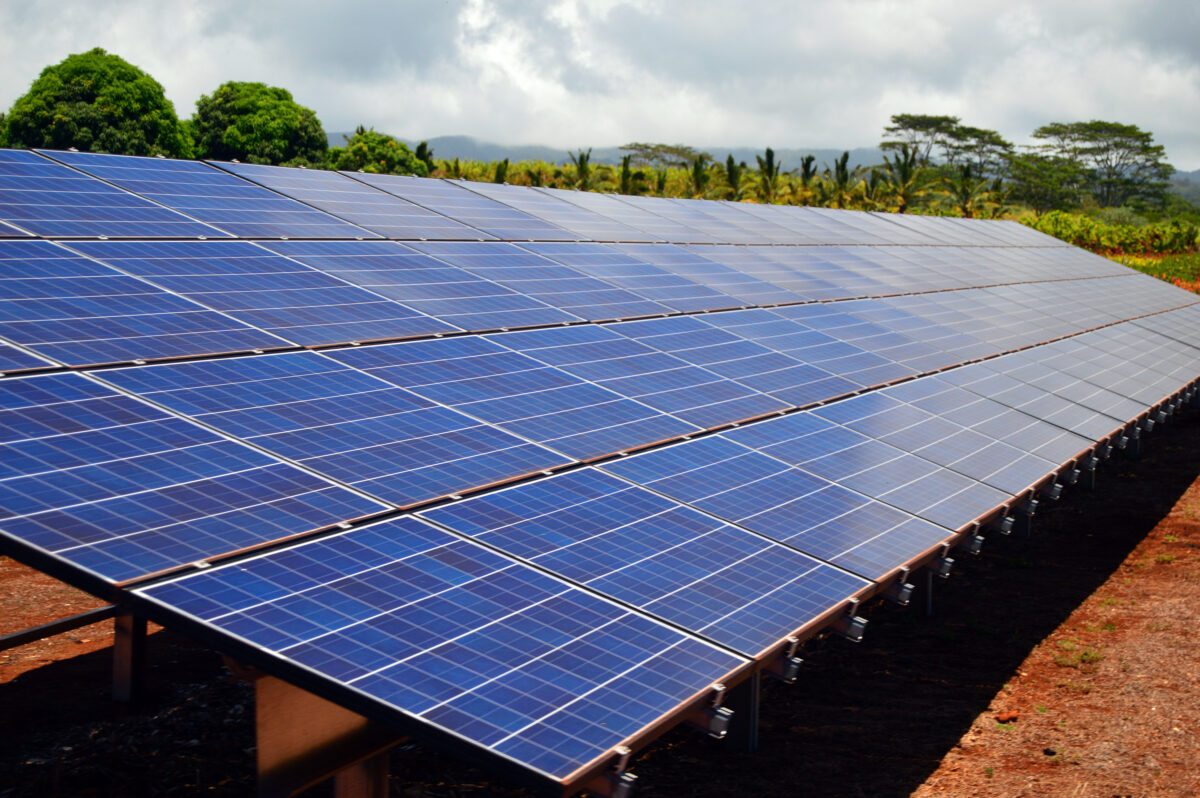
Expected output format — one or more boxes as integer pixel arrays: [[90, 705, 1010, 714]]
[[409, 240, 672, 322], [610, 243, 799, 306], [0, 371, 386, 585], [540, 188, 704, 242], [135, 514, 748, 781], [422, 468, 871, 657], [0, 340, 52, 373], [325, 336, 701, 461], [70, 239, 459, 346], [0, 149, 229, 239], [348, 174, 580, 241], [611, 195, 737, 244], [601, 435, 951, 580], [518, 242, 743, 313], [686, 201, 807, 244], [98, 351, 571, 508], [216, 161, 488, 240], [0, 239, 289, 366], [489, 324, 788, 429], [455, 181, 650, 241], [43, 150, 375, 239]]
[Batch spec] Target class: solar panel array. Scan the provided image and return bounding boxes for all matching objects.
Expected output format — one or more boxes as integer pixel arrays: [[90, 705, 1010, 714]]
[[2, 147, 1198, 793]]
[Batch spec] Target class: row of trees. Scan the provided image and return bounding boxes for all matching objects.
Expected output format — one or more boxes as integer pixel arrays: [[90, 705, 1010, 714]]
[[0, 49, 1187, 224]]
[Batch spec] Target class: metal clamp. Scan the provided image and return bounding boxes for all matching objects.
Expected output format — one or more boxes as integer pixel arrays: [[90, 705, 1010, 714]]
[[963, 533, 985, 556], [831, 598, 868, 643], [770, 636, 805, 684], [884, 566, 914, 606]]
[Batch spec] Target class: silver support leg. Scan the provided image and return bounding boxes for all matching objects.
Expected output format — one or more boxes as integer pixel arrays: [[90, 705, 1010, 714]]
[[725, 671, 760, 753], [112, 612, 146, 703], [925, 569, 934, 617]]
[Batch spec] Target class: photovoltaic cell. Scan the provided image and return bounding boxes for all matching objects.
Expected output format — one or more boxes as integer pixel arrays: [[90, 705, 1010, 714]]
[[134, 515, 747, 781], [0, 149, 227, 238], [0, 371, 386, 586], [70, 239, 460, 346], [42, 150, 376, 239], [539, 188, 704, 242], [489, 325, 788, 429], [409, 241, 673, 322], [348, 174, 581, 240], [217, 161, 488, 240], [0, 340, 52, 373], [327, 336, 700, 461], [601, 435, 950, 581], [609, 244, 799, 306], [422, 469, 870, 657], [98, 352, 571, 508], [723, 411, 1010, 531], [0, 239, 288, 366], [452, 181, 650, 241]]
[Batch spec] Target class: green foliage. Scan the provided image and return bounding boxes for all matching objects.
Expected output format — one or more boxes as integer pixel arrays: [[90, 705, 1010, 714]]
[[879, 143, 928, 213], [4, 47, 192, 157], [619, 142, 708, 169], [687, 154, 712, 197], [493, 158, 509, 184], [1025, 211, 1199, 254], [415, 141, 435, 173], [192, 81, 326, 165], [1005, 152, 1086, 215], [568, 148, 595, 191], [941, 164, 994, 218], [881, 113, 960, 165], [328, 126, 427, 175], [755, 147, 784, 203], [1116, 252, 1200, 284], [1032, 120, 1173, 207]]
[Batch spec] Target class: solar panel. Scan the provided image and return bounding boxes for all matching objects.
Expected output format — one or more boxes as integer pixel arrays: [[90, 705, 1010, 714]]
[[679, 200, 806, 245], [70, 239, 460, 346], [609, 244, 799, 306], [518, 242, 744, 313], [723, 411, 1010, 531], [133, 514, 747, 783], [0, 371, 386, 587], [98, 352, 571, 508], [0, 239, 289, 366], [613, 314, 861, 406], [600, 435, 950, 581], [347, 174, 581, 240], [421, 468, 871, 657], [450, 181, 651, 241], [258, 240, 580, 332], [0, 149, 227, 238], [608, 195, 733, 244], [216, 161, 489, 240], [324, 336, 700, 461], [408, 241, 673, 322], [489, 324, 789, 429], [0, 340, 53, 373], [539, 188, 705, 242], [41, 150, 377, 239], [0, 219, 33, 237]]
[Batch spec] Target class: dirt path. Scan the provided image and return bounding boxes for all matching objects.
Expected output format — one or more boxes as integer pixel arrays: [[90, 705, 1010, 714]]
[[2, 416, 1199, 797]]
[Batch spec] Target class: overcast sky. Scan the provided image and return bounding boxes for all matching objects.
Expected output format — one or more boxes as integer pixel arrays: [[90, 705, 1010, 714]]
[[2, 0, 1198, 168]]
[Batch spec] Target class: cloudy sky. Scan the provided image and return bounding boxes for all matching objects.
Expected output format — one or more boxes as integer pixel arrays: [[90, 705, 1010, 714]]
[[2, 0, 1198, 167]]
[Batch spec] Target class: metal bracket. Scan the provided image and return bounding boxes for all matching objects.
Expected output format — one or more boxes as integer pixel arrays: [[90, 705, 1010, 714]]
[[687, 684, 734, 739], [996, 515, 1016, 535], [962, 534, 985, 556], [831, 598, 868, 643], [884, 566, 914, 605], [1044, 482, 1064, 501], [1020, 496, 1038, 517]]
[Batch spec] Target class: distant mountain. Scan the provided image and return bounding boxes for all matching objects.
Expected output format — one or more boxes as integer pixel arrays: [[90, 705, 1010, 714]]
[[1170, 168, 1200, 206], [326, 132, 886, 170]]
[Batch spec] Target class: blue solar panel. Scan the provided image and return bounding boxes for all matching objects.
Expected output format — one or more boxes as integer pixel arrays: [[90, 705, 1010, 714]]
[[609, 195, 736, 244], [0, 219, 33, 238], [217, 161, 489, 240], [0, 340, 54, 373], [724, 411, 1010, 531], [0, 149, 227, 238], [134, 515, 747, 781], [539, 188, 705, 242], [347, 174, 581, 241], [0, 371, 386, 585], [489, 325, 788, 429], [99, 352, 571, 508], [409, 241, 673, 322], [0, 239, 289, 366], [422, 469, 870, 657], [519, 242, 744, 313], [610, 315, 860, 406], [609, 244, 799, 306], [601, 435, 950, 581], [327, 336, 700, 461], [451, 181, 652, 242], [258, 240, 580, 332], [70, 239, 459, 346], [41, 150, 377, 239]]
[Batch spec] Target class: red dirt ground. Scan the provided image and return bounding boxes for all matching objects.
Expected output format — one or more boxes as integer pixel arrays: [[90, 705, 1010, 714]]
[[2, 414, 1200, 797]]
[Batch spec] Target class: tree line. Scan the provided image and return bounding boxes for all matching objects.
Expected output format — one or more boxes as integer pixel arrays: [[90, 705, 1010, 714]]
[[1, 48, 1193, 230]]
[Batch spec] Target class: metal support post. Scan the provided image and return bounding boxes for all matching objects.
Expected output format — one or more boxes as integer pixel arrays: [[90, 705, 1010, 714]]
[[924, 568, 934, 617], [724, 671, 761, 753], [112, 612, 147, 703], [333, 752, 389, 798]]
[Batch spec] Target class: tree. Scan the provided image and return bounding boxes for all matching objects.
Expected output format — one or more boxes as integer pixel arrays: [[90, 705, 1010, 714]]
[[1005, 152, 1086, 215], [415, 141, 436, 173], [687, 154, 713, 197], [493, 158, 509, 184], [941, 164, 993, 218], [722, 155, 748, 200], [878, 143, 929, 213], [328, 126, 428, 175], [755, 147, 784, 203], [819, 151, 866, 209], [568, 148, 595, 190], [192, 81, 326, 165], [787, 155, 818, 206], [881, 113, 960, 165], [943, 125, 1013, 180], [1031, 120, 1173, 207], [3, 47, 192, 157], [619, 142, 709, 169], [618, 155, 647, 195]]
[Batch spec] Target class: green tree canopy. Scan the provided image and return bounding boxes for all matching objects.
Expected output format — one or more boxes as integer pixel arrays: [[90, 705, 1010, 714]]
[[1005, 152, 1086, 215], [881, 113, 960, 165], [619, 142, 710, 169], [328, 126, 428, 175], [1032, 120, 1174, 207], [192, 81, 326, 165], [3, 47, 192, 157]]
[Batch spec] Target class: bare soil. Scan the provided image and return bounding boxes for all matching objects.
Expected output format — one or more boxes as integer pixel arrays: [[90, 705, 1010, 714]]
[[3, 414, 1200, 797]]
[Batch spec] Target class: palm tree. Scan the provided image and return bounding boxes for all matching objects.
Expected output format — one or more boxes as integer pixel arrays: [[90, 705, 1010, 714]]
[[688, 154, 713, 198], [942, 163, 993, 218], [722, 155, 748, 200], [787, 154, 818, 205], [819, 151, 866, 209], [568, 148, 595, 191], [879, 143, 928, 213], [492, 158, 509, 184], [755, 147, 783, 203]]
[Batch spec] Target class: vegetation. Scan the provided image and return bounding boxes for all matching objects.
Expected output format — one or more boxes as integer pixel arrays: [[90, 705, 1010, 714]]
[[2, 49, 1198, 262], [191, 81, 327, 165], [2, 48, 191, 157]]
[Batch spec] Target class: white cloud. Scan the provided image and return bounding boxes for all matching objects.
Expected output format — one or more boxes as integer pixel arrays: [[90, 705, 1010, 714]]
[[1, 0, 1197, 167]]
